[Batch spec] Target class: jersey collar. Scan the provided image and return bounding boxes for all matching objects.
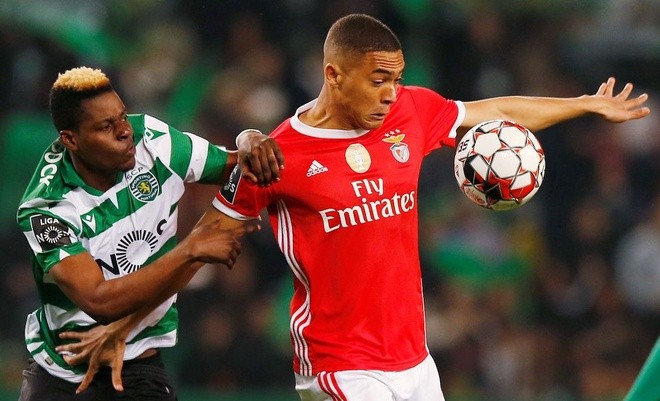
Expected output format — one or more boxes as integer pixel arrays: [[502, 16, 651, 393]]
[[290, 99, 370, 139]]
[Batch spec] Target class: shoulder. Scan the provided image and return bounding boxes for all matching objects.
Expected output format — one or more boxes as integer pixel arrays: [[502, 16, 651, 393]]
[[394, 85, 459, 118], [19, 141, 69, 207], [17, 195, 78, 235], [398, 85, 448, 102], [269, 117, 294, 139]]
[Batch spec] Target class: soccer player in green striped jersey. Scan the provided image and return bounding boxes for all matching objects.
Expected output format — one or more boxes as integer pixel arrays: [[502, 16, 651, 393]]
[[16, 66, 284, 401], [623, 336, 660, 401]]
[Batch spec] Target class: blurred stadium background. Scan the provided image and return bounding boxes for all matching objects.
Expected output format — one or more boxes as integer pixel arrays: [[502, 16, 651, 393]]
[[0, 1, 658, 400]]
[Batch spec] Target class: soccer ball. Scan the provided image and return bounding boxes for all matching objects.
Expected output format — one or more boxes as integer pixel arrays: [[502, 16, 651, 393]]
[[454, 120, 545, 211]]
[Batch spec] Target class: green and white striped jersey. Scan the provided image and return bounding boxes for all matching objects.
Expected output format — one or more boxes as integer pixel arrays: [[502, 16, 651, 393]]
[[16, 114, 229, 383]]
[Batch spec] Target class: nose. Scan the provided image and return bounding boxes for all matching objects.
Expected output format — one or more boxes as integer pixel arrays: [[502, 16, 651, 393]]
[[382, 83, 397, 105], [117, 120, 132, 140]]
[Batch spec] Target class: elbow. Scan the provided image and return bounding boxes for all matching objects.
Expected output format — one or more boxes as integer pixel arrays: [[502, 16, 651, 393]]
[[89, 313, 118, 326], [78, 299, 129, 325]]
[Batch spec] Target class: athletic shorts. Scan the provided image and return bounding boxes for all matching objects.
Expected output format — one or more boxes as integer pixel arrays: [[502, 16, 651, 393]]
[[295, 354, 446, 401], [18, 351, 177, 401]]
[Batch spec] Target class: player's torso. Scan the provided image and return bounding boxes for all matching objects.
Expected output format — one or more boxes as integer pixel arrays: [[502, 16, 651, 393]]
[[266, 107, 430, 372], [75, 147, 182, 279], [272, 109, 426, 227]]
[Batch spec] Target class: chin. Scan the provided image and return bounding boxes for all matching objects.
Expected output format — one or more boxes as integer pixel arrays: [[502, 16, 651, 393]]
[[121, 159, 137, 171], [362, 121, 384, 130]]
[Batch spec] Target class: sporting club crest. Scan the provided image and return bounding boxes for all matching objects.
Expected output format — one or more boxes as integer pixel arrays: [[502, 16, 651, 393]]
[[128, 171, 159, 202]]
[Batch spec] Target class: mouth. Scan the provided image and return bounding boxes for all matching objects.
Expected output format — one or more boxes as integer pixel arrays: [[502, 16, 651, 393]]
[[126, 143, 136, 157], [371, 112, 388, 121]]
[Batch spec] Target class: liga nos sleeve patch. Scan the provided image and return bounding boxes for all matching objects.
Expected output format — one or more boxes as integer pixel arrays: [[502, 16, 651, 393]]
[[220, 165, 242, 205], [30, 214, 73, 251]]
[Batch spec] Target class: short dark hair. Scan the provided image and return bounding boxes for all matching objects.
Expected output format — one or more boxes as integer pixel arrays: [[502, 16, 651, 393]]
[[325, 14, 401, 56], [49, 67, 114, 131]]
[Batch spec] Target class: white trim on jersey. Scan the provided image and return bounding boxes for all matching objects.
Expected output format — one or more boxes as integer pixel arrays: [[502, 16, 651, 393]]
[[450, 101, 466, 139], [183, 132, 212, 183], [291, 99, 368, 139], [295, 355, 445, 401], [211, 197, 256, 220], [277, 199, 313, 375]]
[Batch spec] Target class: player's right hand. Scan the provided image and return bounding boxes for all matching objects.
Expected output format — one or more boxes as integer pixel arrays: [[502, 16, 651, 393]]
[[56, 324, 126, 394], [236, 129, 285, 187], [185, 219, 260, 268]]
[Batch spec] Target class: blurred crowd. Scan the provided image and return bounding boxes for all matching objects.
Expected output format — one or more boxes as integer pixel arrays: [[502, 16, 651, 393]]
[[0, 1, 658, 400]]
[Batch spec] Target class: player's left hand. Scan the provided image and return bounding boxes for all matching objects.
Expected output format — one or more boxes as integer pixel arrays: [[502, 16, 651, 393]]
[[591, 77, 651, 123], [56, 324, 127, 393], [236, 129, 285, 187]]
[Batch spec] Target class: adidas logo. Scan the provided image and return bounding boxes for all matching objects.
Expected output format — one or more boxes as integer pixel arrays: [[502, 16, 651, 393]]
[[306, 160, 329, 177]]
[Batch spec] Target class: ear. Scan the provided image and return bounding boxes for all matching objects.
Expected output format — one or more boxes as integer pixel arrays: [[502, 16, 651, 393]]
[[324, 63, 342, 87], [59, 130, 78, 151]]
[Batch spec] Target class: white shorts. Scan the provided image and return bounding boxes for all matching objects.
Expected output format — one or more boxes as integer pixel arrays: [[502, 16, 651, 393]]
[[294, 355, 445, 401]]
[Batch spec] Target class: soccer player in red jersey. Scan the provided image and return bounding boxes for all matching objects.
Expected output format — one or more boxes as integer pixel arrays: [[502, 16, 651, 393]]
[[205, 14, 649, 401], [72, 13, 650, 401]]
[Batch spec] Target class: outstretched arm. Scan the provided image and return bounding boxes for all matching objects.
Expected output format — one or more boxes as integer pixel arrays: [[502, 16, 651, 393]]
[[51, 217, 255, 325], [56, 209, 253, 393], [461, 77, 650, 134]]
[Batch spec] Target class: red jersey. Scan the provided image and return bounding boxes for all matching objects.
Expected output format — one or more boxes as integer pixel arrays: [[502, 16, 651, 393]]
[[214, 86, 464, 375]]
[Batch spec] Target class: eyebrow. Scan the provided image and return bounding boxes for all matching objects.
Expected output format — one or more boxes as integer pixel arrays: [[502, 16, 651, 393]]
[[371, 68, 404, 77], [93, 109, 127, 126], [372, 68, 394, 75]]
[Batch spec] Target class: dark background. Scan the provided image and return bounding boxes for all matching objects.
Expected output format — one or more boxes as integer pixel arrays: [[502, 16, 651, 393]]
[[0, 1, 658, 400]]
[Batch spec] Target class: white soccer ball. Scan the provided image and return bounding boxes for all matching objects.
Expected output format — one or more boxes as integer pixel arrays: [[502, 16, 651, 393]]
[[454, 120, 545, 211]]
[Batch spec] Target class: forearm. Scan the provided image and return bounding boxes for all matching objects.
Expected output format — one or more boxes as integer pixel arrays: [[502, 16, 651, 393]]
[[103, 264, 200, 337], [463, 95, 591, 132], [84, 247, 202, 323]]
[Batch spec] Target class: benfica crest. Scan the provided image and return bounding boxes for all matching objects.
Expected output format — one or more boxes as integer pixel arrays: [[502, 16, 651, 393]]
[[382, 129, 409, 163]]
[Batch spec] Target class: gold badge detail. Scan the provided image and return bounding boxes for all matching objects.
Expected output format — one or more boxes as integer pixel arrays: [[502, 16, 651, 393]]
[[345, 143, 371, 173]]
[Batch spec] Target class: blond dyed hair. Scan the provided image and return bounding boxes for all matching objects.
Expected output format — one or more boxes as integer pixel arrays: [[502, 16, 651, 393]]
[[49, 66, 115, 131], [52, 66, 111, 92]]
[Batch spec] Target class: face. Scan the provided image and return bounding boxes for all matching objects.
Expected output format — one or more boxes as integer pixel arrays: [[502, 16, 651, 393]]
[[61, 91, 135, 188], [334, 50, 404, 130]]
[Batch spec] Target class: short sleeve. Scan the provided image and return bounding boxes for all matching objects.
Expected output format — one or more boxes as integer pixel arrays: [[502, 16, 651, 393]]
[[406, 86, 465, 154], [135, 114, 229, 185], [17, 209, 86, 272], [211, 165, 271, 220]]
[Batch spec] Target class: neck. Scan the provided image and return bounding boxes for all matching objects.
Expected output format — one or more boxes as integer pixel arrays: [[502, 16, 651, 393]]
[[300, 87, 352, 130], [70, 154, 118, 192]]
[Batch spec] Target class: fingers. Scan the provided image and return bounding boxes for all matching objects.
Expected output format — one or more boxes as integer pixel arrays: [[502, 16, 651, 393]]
[[240, 166, 258, 186], [231, 221, 261, 238], [58, 331, 86, 341], [271, 142, 285, 171], [75, 358, 99, 394], [111, 342, 126, 391], [243, 220, 261, 234], [112, 361, 125, 392], [258, 147, 275, 186], [629, 105, 651, 120], [239, 138, 284, 187], [63, 352, 89, 366], [604, 77, 615, 96], [56, 342, 87, 356], [616, 82, 634, 100]]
